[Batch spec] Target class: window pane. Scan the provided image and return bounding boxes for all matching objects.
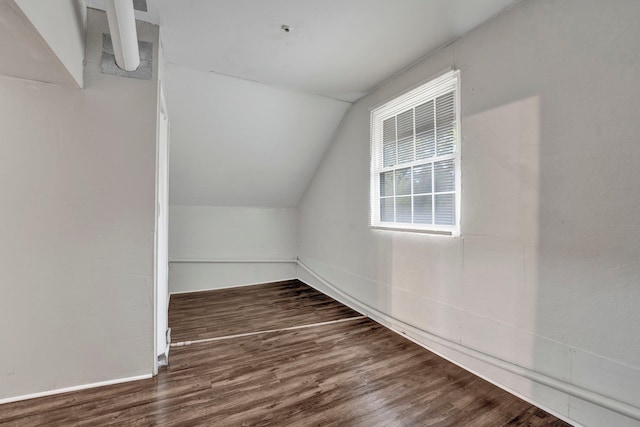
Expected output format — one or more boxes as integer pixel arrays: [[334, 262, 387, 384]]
[[396, 197, 411, 223], [380, 197, 394, 222], [415, 100, 434, 134], [434, 194, 455, 225], [380, 171, 394, 197], [395, 167, 411, 196], [436, 127, 455, 156], [413, 164, 432, 194], [397, 110, 414, 164], [383, 142, 396, 167], [397, 109, 413, 139], [434, 159, 455, 193], [416, 101, 435, 159], [383, 116, 396, 142], [372, 71, 459, 232], [416, 130, 435, 159], [414, 195, 432, 224], [436, 92, 455, 156], [397, 137, 413, 164], [383, 117, 396, 167]]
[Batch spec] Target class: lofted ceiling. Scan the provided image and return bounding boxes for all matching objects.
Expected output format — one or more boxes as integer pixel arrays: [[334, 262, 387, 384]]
[[85, 0, 520, 207], [166, 63, 350, 206]]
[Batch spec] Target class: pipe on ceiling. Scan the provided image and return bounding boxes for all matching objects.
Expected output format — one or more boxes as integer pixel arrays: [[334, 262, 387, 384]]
[[105, 0, 140, 71]]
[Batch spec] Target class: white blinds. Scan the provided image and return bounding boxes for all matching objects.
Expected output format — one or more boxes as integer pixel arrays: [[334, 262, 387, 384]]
[[370, 70, 460, 233]]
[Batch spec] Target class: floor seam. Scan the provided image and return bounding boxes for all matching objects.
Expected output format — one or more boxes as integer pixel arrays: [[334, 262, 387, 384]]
[[170, 315, 367, 347]]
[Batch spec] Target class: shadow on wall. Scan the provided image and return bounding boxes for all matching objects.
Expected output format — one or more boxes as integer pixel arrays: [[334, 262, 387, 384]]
[[460, 58, 640, 427], [382, 90, 640, 424], [531, 18, 640, 426], [458, 94, 541, 390], [381, 96, 542, 400]]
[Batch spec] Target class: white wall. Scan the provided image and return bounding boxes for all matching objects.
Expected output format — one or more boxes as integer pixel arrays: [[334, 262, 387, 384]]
[[13, 0, 86, 87], [169, 205, 297, 293], [297, 1, 640, 426], [0, 9, 159, 401]]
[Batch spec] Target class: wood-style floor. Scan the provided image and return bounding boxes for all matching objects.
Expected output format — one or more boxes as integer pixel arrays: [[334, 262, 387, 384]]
[[169, 280, 361, 343], [0, 280, 571, 426]]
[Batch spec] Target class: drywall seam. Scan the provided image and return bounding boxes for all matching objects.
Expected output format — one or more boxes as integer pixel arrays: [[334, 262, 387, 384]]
[[296, 259, 640, 423], [0, 374, 152, 405]]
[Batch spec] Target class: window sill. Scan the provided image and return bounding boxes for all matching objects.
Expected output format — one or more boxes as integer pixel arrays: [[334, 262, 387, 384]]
[[370, 224, 458, 237]]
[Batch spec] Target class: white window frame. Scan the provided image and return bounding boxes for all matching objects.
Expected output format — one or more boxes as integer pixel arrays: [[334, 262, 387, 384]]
[[370, 70, 461, 236]]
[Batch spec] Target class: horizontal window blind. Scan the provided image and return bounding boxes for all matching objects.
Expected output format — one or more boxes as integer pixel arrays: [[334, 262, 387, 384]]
[[370, 70, 460, 234]]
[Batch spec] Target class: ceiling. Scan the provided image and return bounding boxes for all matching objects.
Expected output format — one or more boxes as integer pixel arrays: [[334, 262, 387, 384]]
[[85, 0, 519, 207], [89, 0, 519, 102], [166, 63, 349, 206]]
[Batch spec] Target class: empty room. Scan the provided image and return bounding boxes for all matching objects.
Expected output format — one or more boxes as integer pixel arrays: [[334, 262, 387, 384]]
[[0, 0, 639, 426]]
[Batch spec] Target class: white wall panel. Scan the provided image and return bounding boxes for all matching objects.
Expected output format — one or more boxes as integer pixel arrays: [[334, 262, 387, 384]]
[[169, 205, 298, 293], [0, 9, 158, 401], [170, 262, 297, 294]]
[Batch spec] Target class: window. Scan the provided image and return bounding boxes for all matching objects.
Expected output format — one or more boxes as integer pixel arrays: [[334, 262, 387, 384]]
[[370, 70, 460, 235]]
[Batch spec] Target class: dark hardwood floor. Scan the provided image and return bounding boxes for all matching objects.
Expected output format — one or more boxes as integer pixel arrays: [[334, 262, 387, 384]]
[[169, 280, 361, 343], [0, 280, 571, 426]]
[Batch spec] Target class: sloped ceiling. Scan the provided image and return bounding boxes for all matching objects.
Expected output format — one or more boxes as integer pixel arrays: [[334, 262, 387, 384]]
[[85, 0, 520, 207], [0, 0, 78, 86], [166, 63, 350, 206]]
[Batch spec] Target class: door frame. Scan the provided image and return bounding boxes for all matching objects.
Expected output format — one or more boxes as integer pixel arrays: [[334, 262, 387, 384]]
[[153, 83, 170, 375]]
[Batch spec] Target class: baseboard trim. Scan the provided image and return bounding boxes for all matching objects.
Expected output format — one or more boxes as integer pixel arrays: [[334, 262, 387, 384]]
[[296, 259, 640, 425], [0, 374, 152, 405], [169, 277, 299, 296]]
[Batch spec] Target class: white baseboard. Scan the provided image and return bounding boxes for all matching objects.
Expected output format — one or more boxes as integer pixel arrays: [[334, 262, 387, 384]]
[[169, 277, 298, 297], [0, 374, 152, 405]]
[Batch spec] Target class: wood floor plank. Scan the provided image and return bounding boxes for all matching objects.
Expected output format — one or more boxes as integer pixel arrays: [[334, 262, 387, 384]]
[[168, 280, 361, 343], [0, 281, 572, 426]]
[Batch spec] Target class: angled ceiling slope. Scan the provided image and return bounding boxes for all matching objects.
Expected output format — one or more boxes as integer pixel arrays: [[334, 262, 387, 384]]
[[85, 0, 520, 207], [0, 0, 85, 87], [166, 64, 350, 207]]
